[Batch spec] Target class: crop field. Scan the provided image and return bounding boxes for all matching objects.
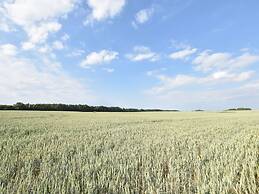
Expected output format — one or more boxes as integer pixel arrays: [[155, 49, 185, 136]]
[[0, 111, 258, 194]]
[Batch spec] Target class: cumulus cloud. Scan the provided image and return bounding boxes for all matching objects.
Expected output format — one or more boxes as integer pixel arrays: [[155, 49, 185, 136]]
[[136, 8, 153, 24], [3, 0, 77, 26], [0, 43, 93, 104], [126, 46, 159, 62], [209, 71, 254, 82], [169, 47, 197, 60], [21, 22, 62, 49], [193, 51, 259, 72], [1, 0, 77, 48], [38, 45, 52, 53], [145, 45, 259, 109], [37, 40, 66, 53], [52, 41, 64, 50], [80, 50, 118, 68], [21, 41, 35, 50], [0, 44, 17, 56], [85, 0, 125, 23], [132, 7, 154, 28]]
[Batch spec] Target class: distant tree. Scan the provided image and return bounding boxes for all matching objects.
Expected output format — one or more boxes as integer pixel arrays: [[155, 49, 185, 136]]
[[14, 102, 27, 110], [236, 107, 252, 111], [0, 105, 13, 110], [226, 107, 252, 111]]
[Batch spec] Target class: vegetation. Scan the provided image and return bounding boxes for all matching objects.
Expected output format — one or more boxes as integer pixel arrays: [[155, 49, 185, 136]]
[[0, 102, 179, 112], [226, 108, 252, 111], [194, 109, 204, 112], [0, 111, 258, 193]]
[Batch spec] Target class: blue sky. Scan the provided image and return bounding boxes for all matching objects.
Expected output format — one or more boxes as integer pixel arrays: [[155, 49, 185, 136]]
[[1, 0, 259, 110]]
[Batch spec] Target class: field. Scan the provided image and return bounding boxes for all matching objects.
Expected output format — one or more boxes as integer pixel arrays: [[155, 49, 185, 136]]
[[0, 111, 258, 194]]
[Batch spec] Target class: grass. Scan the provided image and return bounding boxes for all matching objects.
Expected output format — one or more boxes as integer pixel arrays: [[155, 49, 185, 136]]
[[0, 111, 258, 193]]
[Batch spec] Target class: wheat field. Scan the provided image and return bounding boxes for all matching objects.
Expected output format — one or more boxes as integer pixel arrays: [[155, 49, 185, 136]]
[[0, 111, 258, 194]]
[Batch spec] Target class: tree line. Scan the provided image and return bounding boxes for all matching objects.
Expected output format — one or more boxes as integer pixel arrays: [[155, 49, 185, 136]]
[[226, 108, 252, 111], [0, 102, 179, 112]]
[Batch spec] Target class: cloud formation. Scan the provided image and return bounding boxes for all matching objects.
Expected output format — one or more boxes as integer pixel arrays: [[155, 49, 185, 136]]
[[52, 41, 65, 50], [148, 70, 254, 95], [0, 44, 17, 56], [22, 22, 62, 49], [3, 0, 76, 26], [169, 47, 197, 60], [193, 51, 259, 72], [86, 0, 125, 23], [126, 46, 159, 62], [1, 0, 77, 49], [80, 50, 118, 68], [146, 46, 259, 109], [0, 43, 93, 104], [132, 7, 154, 28], [146, 82, 259, 110]]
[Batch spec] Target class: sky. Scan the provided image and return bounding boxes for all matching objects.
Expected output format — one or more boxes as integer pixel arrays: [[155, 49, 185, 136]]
[[1, 0, 259, 110]]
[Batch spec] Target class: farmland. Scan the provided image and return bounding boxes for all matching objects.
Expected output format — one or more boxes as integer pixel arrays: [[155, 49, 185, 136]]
[[0, 111, 258, 194]]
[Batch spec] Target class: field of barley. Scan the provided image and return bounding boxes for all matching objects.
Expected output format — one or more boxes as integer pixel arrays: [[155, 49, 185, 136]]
[[0, 111, 258, 194]]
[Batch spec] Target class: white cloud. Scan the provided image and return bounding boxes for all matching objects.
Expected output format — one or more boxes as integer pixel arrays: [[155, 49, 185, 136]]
[[67, 49, 85, 57], [170, 40, 191, 50], [135, 8, 154, 24], [169, 47, 197, 60], [0, 6, 13, 32], [147, 70, 254, 95], [145, 70, 257, 110], [86, 0, 125, 23], [3, 0, 77, 26], [146, 46, 259, 109], [147, 74, 197, 94], [126, 46, 159, 62], [209, 71, 254, 82], [145, 83, 259, 110], [230, 53, 259, 68], [103, 68, 114, 73], [36, 40, 65, 53], [0, 17, 11, 32], [22, 22, 62, 49], [80, 50, 118, 68], [193, 51, 259, 72], [61, 33, 70, 41], [38, 45, 52, 53], [0, 19, 11, 31], [0, 44, 17, 56], [193, 51, 232, 72], [0, 43, 94, 104], [21, 41, 35, 50], [52, 41, 64, 50], [1, 0, 77, 48]]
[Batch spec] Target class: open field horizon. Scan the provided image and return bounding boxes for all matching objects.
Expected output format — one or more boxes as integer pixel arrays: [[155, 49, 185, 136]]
[[1, 0, 259, 193], [0, 102, 257, 112]]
